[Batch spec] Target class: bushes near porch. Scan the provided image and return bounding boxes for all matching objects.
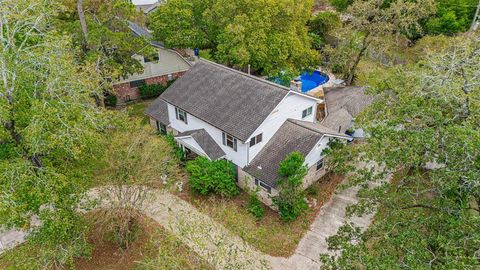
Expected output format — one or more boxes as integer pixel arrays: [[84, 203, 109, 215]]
[[185, 157, 239, 197]]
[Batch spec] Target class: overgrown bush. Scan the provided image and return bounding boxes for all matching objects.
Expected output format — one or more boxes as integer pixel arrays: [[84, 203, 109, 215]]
[[329, 0, 353, 11], [186, 157, 239, 197], [246, 191, 265, 220], [272, 152, 308, 221], [105, 94, 117, 107], [139, 83, 166, 98]]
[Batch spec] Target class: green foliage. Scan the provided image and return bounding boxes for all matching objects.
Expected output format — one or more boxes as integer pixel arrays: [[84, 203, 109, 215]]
[[57, 0, 153, 82], [186, 157, 239, 197], [329, 0, 353, 11], [150, 0, 319, 75], [105, 94, 118, 107], [246, 191, 265, 220], [165, 132, 186, 163], [321, 35, 480, 269], [424, 0, 478, 35], [139, 83, 167, 98], [308, 11, 341, 49], [272, 152, 308, 221]]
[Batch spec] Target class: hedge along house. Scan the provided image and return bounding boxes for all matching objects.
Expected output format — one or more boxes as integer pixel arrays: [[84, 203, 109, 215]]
[[145, 59, 357, 206], [112, 21, 192, 104]]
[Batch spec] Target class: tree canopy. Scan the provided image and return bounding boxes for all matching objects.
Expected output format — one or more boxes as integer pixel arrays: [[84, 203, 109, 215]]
[[321, 34, 480, 269], [149, 0, 319, 75], [0, 0, 114, 266]]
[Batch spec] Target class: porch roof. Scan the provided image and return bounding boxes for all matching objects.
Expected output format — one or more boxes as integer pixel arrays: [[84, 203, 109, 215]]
[[175, 129, 225, 160]]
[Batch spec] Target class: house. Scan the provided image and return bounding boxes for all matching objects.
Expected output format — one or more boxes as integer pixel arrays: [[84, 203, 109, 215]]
[[112, 21, 192, 104], [131, 0, 162, 15], [145, 59, 354, 205], [321, 86, 373, 138]]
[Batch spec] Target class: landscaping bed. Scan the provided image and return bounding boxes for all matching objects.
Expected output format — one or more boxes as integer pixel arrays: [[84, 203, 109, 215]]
[[176, 173, 344, 257]]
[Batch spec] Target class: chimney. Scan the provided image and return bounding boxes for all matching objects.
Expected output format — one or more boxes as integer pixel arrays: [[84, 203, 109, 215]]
[[290, 79, 302, 92]]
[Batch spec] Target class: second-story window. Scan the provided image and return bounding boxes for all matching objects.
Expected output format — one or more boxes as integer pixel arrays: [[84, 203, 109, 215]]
[[175, 107, 188, 124], [302, 106, 313, 119], [249, 133, 263, 147], [222, 132, 237, 151]]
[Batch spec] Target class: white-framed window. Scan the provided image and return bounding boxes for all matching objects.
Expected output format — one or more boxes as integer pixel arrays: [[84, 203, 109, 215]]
[[156, 121, 167, 135], [302, 106, 313, 118], [316, 158, 324, 171], [175, 107, 188, 124], [249, 133, 263, 147], [255, 178, 271, 194], [222, 132, 237, 151]]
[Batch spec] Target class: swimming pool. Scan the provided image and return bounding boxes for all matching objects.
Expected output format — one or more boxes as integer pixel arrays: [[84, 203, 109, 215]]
[[298, 70, 329, 93]]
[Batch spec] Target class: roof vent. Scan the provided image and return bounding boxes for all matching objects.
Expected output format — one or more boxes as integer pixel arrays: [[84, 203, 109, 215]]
[[257, 166, 262, 170], [290, 79, 302, 92]]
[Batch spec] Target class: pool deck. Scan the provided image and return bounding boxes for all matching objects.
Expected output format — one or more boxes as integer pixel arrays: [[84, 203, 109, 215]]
[[305, 71, 336, 99]]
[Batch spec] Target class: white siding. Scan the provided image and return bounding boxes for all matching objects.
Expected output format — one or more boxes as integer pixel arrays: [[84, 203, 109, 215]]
[[176, 136, 208, 158], [304, 136, 330, 167], [167, 103, 249, 167], [247, 92, 320, 163]]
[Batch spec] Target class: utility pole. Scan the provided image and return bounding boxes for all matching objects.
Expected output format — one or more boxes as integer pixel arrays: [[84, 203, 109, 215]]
[[471, 0, 480, 32]]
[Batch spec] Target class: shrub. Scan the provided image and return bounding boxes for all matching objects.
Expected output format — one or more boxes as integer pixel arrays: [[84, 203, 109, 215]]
[[139, 83, 166, 98], [246, 192, 265, 220], [272, 152, 308, 221], [186, 157, 239, 197], [165, 132, 186, 163], [105, 94, 117, 107], [329, 0, 353, 11]]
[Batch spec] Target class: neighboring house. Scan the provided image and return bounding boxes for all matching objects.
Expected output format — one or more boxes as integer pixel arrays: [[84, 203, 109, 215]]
[[113, 21, 192, 104], [321, 86, 373, 138], [132, 0, 162, 15], [145, 59, 352, 205]]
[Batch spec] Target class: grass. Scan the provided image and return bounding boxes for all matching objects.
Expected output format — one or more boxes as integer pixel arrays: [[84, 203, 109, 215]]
[[176, 173, 344, 257], [126, 99, 155, 125], [0, 213, 212, 270]]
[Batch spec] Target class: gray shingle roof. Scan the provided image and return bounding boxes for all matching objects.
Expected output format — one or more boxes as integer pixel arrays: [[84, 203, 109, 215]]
[[321, 86, 373, 133], [144, 98, 170, 125], [176, 129, 225, 160], [244, 119, 333, 188], [160, 60, 289, 141], [128, 21, 164, 47]]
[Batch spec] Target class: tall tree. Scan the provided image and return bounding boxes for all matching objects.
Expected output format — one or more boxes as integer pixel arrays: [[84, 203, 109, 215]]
[[149, 0, 319, 75], [325, 0, 435, 85], [58, 0, 155, 87], [0, 0, 112, 267], [321, 34, 480, 269]]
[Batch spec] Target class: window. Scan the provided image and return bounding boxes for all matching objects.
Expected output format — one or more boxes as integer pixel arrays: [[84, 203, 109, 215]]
[[222, 132, 237, 151], [175, 107, 188, 124], [255, 178, 271, 194], [316, 158, 324, 171], [302, 106, 313, 118], [249, 133, 263, 147], [130, 79, 145, 88], [156, 121, 167, 135]]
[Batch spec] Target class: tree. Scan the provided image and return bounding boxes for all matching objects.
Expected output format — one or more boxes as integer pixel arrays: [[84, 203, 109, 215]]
[[325, 0, 435, 85], [0, 0, 113, 267], [149, 0, 319, 75], [425, 0, 479, 35], [308, 11, 341, 49], [272, 152, 309, 221], [320, 34, 480, 269], [58, 0, 155, 88], [95, 123, 181, 250]]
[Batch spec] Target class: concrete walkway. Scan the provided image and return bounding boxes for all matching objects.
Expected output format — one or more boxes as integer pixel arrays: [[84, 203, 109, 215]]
[[267, 185, 375, 270]]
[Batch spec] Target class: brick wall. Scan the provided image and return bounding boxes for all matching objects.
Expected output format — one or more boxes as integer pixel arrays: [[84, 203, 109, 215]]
[[113, 71, 186, 104]]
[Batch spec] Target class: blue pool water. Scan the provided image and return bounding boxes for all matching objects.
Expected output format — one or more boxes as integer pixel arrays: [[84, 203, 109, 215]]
[[298, 70, 329, 92]]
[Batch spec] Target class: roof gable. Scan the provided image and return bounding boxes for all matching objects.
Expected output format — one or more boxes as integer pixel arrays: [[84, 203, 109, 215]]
[[160, 60, 289, 141], [176, 129, 225, 160]]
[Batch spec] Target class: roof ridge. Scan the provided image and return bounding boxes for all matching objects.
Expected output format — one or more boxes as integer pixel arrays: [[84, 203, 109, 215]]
[[287, 119, 323, 135], [198, 58, 291, 92]]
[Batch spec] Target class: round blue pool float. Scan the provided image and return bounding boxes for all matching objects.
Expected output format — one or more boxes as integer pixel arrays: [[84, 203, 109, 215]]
[[298, 70, 329, 93]]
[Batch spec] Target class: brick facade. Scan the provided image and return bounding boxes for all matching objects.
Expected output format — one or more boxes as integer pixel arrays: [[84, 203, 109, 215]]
[[113, 71, 186, 104]]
